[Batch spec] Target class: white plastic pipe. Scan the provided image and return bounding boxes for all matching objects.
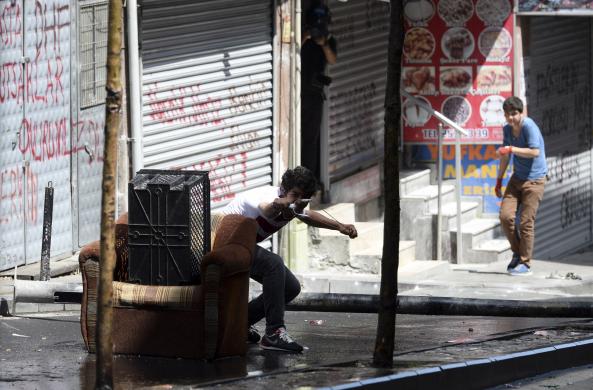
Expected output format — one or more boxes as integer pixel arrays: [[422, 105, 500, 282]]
[[14, 280, 82, 304], [127, 0, 144, 174]]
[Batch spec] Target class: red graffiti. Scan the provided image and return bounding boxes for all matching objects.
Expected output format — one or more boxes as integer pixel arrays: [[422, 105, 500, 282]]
[[0, 164, 38, 225], [72, 117, 105, 165], [0, 61, 23, 104], [18, 118, 69, 161], [211, 190, 236, 204], [34, 1, 69, 61], [0, 1, 21, 48], [191, 152, 249, 173], [146, 83, 225, 127]]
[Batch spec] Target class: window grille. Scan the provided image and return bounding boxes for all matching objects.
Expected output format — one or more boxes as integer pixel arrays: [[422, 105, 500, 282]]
[[79, 2, 108, 108]]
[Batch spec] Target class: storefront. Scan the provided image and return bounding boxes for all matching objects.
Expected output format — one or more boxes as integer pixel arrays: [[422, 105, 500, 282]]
[[404, 0, 593, 259], [517, 1, 593, 257], [138, 0, 276, 212], [301, 0, 389, 205]]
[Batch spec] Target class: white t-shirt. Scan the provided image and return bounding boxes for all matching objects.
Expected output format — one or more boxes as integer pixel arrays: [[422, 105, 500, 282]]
[[220, 186, 294, 242]]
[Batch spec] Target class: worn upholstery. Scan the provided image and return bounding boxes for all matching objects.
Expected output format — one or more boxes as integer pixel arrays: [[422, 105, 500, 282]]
[[79, 213, 257, 359]]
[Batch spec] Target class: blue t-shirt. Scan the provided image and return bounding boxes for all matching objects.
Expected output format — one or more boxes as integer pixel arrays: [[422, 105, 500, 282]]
[[502, 117, 547, 180]]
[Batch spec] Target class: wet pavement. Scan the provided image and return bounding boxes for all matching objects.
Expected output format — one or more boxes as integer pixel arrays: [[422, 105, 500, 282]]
[[2, 310, 593, 389]]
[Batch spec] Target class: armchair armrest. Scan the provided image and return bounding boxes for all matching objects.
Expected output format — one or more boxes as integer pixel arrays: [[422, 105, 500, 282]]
[[201, 243, 252, 278], [203, 214, 257, 278]]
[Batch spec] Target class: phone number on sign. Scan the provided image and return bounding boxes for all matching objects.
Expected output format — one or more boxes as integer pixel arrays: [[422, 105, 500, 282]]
[[421, 128, 491, 140]]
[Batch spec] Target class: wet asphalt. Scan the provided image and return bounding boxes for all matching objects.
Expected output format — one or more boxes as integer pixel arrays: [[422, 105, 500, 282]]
[[1, 310, 592, 389]]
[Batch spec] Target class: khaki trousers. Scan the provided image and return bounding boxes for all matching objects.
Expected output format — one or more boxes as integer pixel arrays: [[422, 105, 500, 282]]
[[499, 175, 546, 266]]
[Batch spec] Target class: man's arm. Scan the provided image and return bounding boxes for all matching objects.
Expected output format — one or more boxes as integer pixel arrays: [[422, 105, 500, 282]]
[[322, 42, 337, 64], [495, 153, 510, 198], [296, 210, 357, 238], [315, 35, 337, 65], [498, 154, 510, 178], [258, 197, 292, 219], [498, 145, 540, 158], [515, 147, 540, 158]]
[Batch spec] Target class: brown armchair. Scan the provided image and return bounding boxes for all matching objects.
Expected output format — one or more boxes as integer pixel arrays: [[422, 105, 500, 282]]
[[79, 213, 257, 360]]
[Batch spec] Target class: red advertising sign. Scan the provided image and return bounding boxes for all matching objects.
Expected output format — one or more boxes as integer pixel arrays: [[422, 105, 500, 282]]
[[402, 0, 514, 144]]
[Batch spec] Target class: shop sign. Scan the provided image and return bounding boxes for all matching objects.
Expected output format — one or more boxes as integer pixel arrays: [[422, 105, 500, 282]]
[[402, 0, 514, 144], [413, 144, 512, 213], [519, 0, 593, 12]]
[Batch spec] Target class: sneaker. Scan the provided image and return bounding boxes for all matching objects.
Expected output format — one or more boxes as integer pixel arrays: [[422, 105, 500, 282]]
[[506, 253, 520, 272], [247, 326, 261, 344], [509, 263, 532, 276], [260, 327, 303, 352]]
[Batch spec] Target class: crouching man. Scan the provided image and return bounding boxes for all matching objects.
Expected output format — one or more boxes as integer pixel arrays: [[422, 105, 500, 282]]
[[221, 166, 357, 352]]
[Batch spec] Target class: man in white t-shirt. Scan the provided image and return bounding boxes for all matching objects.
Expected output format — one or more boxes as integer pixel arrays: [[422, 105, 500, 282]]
[[220, 166, 357, 352]]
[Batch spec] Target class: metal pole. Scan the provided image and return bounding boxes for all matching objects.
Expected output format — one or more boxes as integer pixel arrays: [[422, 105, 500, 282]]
[[39, 182, 54, 281], [455, 130, 463, 263], [436, 123, 443, 261]]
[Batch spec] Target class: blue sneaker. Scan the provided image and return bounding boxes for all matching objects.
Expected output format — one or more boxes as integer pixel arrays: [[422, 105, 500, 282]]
[[509, 263, 532, 276], [506, 253, 520, 272]]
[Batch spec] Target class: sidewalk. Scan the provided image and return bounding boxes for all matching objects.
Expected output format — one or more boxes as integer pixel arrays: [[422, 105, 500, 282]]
[[2, 250, 593, 314], [293, 250, 593, 301]]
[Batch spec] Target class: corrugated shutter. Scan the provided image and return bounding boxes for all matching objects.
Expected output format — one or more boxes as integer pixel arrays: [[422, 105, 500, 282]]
[[526, 17, 592, 258], [22, 0, 73, 264], [0, 1, 26, 270], [0, 0, 73, 271], [139, 0, 274, 211], [327, 0, 390, 181]]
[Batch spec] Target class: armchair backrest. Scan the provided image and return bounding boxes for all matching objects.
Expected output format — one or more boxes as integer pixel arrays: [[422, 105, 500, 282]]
[[211, 214, 257, 259]]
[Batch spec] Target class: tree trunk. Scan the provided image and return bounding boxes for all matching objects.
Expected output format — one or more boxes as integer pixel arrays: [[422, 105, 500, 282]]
[[373, 0, 403, 368], [96, 0, 123, 388]]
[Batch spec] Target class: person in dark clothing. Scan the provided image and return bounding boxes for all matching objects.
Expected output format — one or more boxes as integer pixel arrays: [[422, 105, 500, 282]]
[[301, 0, 337, 189]]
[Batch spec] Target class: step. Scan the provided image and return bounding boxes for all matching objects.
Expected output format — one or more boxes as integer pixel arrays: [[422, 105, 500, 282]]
[[401, 184, 456, 215], [429, 201, 481, 230], [469, 239, 513, 264], [293, 259, 445, 294], [400, 169, 431, 196], [349, 241, 416, 273], [450, 218, 502, 247], [348, 222, 384, 253]]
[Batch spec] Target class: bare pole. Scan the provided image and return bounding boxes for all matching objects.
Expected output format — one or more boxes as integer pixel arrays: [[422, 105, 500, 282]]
[[96, 0, 123, 388], [373, 0, 403, 368]]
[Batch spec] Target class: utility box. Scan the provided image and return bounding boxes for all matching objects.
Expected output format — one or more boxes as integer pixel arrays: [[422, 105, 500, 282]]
[[128, 170, 210, 286]]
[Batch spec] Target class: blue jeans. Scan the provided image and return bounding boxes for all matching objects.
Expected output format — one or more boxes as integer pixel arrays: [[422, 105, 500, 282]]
[[248, 246, 301, 334]]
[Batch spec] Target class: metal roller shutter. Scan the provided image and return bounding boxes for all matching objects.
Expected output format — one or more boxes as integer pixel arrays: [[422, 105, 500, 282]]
[[326, 0, 390, 181], [526, 17, 593, 258], [139, 0, 274, 211], [0, 0, 73, 270]]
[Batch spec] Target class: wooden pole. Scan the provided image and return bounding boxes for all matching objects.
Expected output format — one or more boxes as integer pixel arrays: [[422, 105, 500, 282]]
[[96, 0, 123, 388], [373, 0, 403, 368]]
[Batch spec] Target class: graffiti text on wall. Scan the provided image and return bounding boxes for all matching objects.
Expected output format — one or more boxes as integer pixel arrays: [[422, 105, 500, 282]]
[[531, 57, 592, 232], [533, 61, 592, 147], [146, 80, 272, 204], [0, 1, 69, 105], [0, 118, 104, 226]]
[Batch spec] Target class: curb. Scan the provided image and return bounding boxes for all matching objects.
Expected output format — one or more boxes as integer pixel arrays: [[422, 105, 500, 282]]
[[320, 338, 593, 390]]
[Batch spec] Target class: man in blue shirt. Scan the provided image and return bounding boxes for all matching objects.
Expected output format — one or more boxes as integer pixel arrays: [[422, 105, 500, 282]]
[[495, 96, 547, 275]]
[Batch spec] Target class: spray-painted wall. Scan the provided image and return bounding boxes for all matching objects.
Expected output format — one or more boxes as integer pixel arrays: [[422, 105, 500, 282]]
[[0, 0, 106, 271]]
